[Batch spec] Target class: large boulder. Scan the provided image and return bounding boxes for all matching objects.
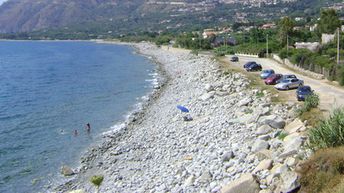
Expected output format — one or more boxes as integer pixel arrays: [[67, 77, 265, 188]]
[[284, 118, 306, 134], [256, 125, 273, 135], [253, 159, 273, 173], [221, 173, 260, 193], [61, 165, 74, 176], [278, 172, 300, 193], [279, 133, 305, 159], [238, 97, 253, 107], [252, 140, 270, 152], [260, 115, 286, 129]]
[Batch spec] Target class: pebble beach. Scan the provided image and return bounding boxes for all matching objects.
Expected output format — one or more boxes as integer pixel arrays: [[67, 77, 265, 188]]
[[56, 43, 309, 193]]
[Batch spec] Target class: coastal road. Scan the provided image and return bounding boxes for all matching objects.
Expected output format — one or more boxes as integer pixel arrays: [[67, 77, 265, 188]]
[[227, 55, 344, 112]]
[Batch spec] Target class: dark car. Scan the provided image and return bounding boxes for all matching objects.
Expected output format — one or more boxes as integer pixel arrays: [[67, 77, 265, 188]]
[[230, 56, 239, 62], [246, 63, 262, 71], [296, 86, 314, 101], [243, 61, 257, 68], [265, 74, 283, 85]]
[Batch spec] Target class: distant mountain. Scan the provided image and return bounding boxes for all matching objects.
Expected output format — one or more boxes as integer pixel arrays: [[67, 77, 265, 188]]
[[0, 0, 341, 35]]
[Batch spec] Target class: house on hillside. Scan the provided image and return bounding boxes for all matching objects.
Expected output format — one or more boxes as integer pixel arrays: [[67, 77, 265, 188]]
[[295, 42, 320, 52], [322, 33, 335, 45], [203, 29, 217, 39], [259, 23, 276, 30], [211, 36, 237, 47]]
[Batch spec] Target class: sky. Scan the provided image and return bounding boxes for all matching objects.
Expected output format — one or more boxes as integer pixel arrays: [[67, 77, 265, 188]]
[[0, 0, 7, 5]]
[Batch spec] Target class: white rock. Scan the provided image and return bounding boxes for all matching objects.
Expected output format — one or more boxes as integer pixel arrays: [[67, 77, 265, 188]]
[[253, 159, 273, 173], [220, 173, 260, 193], [252, 140, 270, 152], [205, 84, 214, 92], [279, 172, 300, 192], [284, 118, 306, 134], [199, 92, 215, 101], [238, 98, 253, 107], [184, 175, 195, 186], [256, 125, 273, 135]]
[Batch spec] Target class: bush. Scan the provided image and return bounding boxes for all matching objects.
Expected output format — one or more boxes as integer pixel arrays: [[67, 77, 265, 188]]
[[297, 93, 319, 115], [304, 93, 320, 111], [90, 175, 104, 188], [336, 65, 344, 86], [298, 147, 344, 193], [308, 108, 344, 149], [278, 48, 288, 59]]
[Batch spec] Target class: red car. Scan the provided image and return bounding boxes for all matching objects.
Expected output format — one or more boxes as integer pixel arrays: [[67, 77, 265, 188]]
[[265, 74, 283, 85]]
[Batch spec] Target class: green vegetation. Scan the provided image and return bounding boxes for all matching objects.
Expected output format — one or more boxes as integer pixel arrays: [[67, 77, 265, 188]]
[[308, 108, 344, 149], [278, 17, 295, 45], [298, 147, 344, 193], [317, 9, 341, 34], [174, 33, 212, 50], [90, 175, 104, 192], [255, 91, 265, 98], [277, 131, 288, 140]]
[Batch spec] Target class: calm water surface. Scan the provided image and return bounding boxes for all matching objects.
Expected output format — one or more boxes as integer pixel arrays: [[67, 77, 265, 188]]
[[0, 41, 155, 192]]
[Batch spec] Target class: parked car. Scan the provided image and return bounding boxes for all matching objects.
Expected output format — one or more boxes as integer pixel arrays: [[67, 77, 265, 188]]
[[264, 74, 283, 85], [260, 69, 275, 79], [274, 78, 304, 90], [230, 56, 239, 62], [276, 74, 297, 83], [243, 61, 257, 68], [246, 63, 262, 71], [296, 86, 314, 101]]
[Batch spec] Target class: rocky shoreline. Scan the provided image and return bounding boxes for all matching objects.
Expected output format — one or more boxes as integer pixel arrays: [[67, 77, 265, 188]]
[[55, 43, 310, 193]]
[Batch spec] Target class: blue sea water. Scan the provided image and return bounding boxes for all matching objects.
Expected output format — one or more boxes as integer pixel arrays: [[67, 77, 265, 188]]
[[0, 41, 155, 193]]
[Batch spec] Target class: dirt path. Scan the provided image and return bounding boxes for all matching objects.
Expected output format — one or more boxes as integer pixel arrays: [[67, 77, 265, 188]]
[[226, 56, 344, 112]]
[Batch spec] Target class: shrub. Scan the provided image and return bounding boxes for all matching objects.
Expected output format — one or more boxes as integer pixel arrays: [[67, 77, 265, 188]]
[[278, 131, 288, 140], [297, 93, 319, 116], [90, 175, 104, 189], [298, 147, 344, 193], [278, 48, 288, 59], [308, 108, 344, 149], [255, 91, 265, 98], [304, 93, 320, 111], [337, 65, 344, 86]]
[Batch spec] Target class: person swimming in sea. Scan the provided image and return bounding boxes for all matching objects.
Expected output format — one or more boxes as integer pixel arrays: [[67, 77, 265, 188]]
[[86, 123, 91, 133], [74, 129, 78, 136]]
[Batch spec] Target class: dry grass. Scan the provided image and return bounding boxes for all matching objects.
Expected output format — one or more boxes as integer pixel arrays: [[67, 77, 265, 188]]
[[298, 147, 344, 193], [299, 107, 324, 127], [217, 57, 287, 103]]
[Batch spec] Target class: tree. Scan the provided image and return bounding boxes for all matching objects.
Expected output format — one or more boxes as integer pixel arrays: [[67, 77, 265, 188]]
[[317, 9, 341, 34], [278, 16, 294, 46]]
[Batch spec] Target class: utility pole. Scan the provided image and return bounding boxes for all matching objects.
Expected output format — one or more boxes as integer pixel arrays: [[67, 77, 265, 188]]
[[266, 34, 269, 58], [287, 34, 289, 58], [337, 28, 340, 65]]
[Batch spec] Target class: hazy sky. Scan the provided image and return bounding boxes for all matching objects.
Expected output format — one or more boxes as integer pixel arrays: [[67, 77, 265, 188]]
[[0, 0, 7, 5]]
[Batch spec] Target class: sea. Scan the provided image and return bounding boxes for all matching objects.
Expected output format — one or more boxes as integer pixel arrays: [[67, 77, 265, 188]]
[[0, 41, 156, 193]]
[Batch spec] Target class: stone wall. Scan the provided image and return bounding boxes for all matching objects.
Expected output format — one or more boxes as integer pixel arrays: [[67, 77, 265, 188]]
[[235, 53, 259, 58], [272, 54, 325, 80]]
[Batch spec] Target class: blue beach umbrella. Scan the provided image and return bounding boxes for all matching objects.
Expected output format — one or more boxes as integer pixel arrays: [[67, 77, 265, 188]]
[[177, 105, 189, 113]]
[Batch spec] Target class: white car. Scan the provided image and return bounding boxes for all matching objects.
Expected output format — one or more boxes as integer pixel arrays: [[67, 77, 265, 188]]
[[274, 78, 304, 90]]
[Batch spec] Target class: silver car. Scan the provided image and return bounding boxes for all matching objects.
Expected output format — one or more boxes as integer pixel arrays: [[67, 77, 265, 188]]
[[274, 78, 304, 90]]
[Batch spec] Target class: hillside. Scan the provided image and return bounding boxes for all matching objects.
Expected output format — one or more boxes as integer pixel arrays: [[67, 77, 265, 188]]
[[0, 0, 341, 36]]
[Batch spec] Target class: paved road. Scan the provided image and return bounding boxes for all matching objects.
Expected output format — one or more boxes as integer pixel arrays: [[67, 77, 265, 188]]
[[227, 55, 344, 111]]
